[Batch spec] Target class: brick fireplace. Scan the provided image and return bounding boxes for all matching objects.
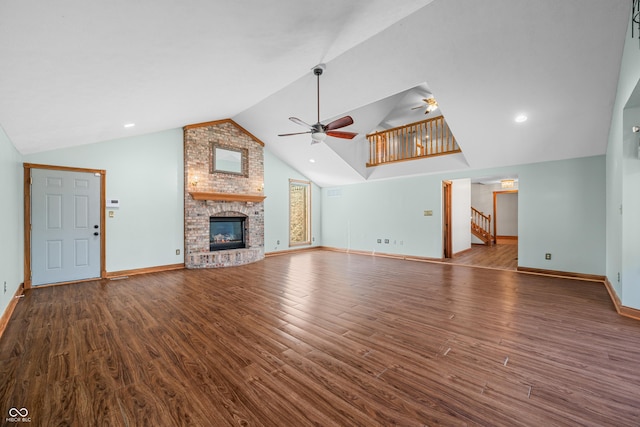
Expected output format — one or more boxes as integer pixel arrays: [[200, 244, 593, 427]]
[[183, 119, 265, 268]]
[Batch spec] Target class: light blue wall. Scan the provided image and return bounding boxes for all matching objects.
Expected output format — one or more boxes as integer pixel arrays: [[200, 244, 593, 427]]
[[517, 156, 605, 275], [322, 175, 445, 256], [607, 14, 640, 307], [264, 148, 321, 252], [622, 106, 640, 305], [322, 156, 606, 275], [23, 129, 184, 272], [0, 126, 23, 315]]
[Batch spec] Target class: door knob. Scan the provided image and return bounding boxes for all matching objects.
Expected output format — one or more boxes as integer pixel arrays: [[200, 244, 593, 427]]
[[94, 225, 99, 229], [93, 232, 99, 236]]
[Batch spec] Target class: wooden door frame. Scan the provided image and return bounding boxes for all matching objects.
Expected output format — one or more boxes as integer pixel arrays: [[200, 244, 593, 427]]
[[24, 163, 107, 289], [492, 189, 518, 243], [443, 180, 452, 258]]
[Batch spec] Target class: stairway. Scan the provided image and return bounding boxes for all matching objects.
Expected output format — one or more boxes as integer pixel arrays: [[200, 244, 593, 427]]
[[471, 207, 493, 246]]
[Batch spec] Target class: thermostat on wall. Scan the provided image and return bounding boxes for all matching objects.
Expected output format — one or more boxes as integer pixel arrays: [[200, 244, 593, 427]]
[[106, 199, 120, 208]]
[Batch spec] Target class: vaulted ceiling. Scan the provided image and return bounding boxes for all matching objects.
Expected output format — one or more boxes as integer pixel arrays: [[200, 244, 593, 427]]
[[0, 0, 630, 187]]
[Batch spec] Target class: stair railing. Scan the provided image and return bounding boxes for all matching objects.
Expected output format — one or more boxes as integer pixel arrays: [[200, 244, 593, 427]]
[[471, 207, 493, 245]]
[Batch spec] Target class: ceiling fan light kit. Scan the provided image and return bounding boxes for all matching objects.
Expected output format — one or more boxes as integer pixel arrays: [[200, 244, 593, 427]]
[[311, 132, 327, 143], [278, 64, 357, 144], [425, 98, 438, 113], [412, 97, 439, 114]]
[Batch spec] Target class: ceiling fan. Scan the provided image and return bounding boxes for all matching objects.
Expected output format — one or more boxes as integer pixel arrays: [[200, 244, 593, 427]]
[[278, 64, 357, 144], [411, 97, 439, 114]]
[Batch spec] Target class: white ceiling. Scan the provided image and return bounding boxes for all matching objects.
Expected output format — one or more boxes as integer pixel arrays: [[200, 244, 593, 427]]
[[0, 0, 631, 187]]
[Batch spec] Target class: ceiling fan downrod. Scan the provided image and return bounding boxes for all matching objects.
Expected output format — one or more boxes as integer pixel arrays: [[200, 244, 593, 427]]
[[313, 64, 325, 124]]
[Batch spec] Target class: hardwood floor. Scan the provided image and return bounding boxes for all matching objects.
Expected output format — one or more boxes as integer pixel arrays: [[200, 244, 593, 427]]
[[444, 241, 518, 270], [1, 250, 639, 426]]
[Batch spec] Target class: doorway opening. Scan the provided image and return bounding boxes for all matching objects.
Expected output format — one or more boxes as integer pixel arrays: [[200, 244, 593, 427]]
[[442, 180, 452, 259], [442, 175, 519, 270]]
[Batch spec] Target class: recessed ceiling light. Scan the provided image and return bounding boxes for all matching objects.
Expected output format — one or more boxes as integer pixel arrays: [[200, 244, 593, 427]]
[[124, 123, 135, 128], [309, 158, 316, 163], [515, 114, 527, 123]]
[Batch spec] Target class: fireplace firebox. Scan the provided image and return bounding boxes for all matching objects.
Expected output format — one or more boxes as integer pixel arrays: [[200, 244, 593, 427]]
[[210, 216, 246, 251]]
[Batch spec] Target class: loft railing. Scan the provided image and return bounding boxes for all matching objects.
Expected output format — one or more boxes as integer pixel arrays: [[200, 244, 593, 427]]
[[366, 116, 461, 167]]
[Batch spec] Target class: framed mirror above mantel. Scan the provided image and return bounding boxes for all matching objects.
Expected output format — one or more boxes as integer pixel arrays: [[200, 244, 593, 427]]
[[211, 143, 248, 176]]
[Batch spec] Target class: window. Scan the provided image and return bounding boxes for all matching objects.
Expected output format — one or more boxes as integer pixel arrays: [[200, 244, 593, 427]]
[[289, 179, 311, 246]]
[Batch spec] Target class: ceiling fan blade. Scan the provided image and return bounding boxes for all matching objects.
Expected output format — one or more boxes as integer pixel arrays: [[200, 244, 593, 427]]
[[325, 116, 354, 131], [278, 131, 312, 137], [326, 130, 357, 139], [289, 117, 314, 130]]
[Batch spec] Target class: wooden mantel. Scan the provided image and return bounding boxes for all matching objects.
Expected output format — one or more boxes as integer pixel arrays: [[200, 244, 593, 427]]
[[189, 191, 266, 203]]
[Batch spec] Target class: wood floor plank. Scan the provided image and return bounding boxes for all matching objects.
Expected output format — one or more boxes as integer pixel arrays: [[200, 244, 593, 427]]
[[443, 241, 519, 270], [293, 348, 468, 426], [2, 250, 640, 425]]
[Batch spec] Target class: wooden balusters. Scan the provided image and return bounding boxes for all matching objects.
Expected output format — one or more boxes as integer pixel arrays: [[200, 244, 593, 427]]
[[366, 116, 460, 167], [471, 207, 493, 246]]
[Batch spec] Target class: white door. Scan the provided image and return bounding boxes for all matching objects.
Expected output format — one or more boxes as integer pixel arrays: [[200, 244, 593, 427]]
[[31, 168, 101, 286]]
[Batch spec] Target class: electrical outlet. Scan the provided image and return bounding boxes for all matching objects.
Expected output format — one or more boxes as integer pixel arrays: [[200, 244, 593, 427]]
[[545, 253, 551, 260], [377, 239, 382, 243], [384, 239, 390, 244], [176, 249, 180, 255], [3, 281, 6, 294], [277, 240, 280, 245]]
